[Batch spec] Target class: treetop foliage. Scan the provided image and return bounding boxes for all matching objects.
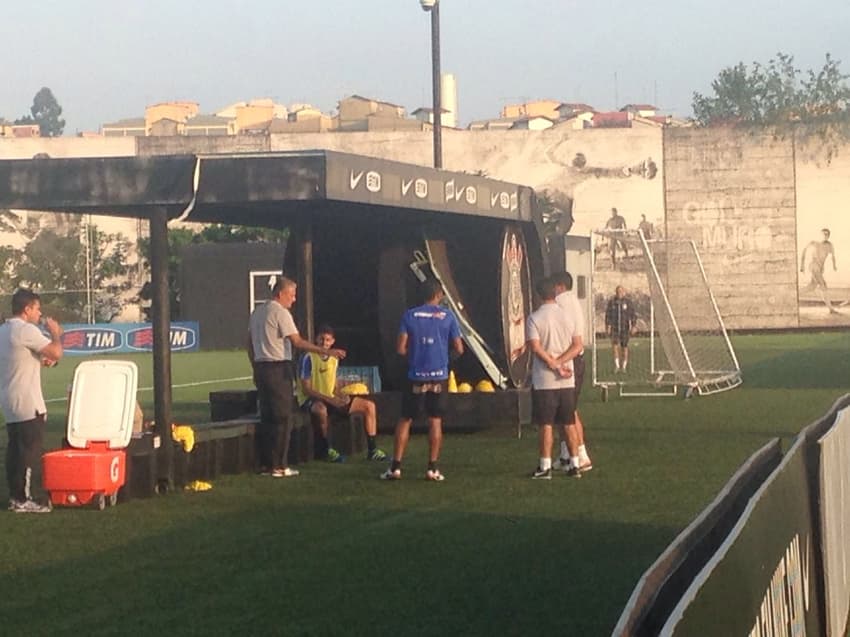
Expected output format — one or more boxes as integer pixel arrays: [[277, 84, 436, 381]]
[[692, 53, 850, 160]]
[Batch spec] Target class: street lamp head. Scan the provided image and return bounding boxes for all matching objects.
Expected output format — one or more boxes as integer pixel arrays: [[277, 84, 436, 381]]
[[419, 0, 437, 11]]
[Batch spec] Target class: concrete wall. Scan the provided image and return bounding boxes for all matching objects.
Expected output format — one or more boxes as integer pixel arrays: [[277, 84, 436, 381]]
[[664, 128, 799, 329]]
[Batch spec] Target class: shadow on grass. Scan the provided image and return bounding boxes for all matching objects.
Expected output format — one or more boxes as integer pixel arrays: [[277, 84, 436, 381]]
[[0, 497, 673, 637]]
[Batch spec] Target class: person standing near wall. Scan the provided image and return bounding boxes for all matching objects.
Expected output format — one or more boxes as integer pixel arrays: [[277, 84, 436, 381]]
[[0, 288, 64, 513], [605, 285, 636, 373], [248, 278, 346, 478], [527, 277, 583, 480], [605, 207, 628, 267], [381, 279, 463, 482], [551, 272, 593, 473]]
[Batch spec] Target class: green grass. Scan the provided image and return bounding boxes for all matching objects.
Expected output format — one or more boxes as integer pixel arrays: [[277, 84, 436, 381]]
[[1, 333, 848, 636]]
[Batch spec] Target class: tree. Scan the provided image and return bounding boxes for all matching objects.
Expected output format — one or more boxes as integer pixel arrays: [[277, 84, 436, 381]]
[[692, 53, 850, 160], [7, 224, 132, 322], [16, 87, 65, 137]]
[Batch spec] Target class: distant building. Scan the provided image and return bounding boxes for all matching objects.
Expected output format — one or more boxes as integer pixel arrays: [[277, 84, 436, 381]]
[[411, 107, 451, 126], [592, 111, 634, 128], [501, 99, 560, 121], [184, 114, 232, 136], [620, 104, 658, 118], [556, 103, 596, 119], [510, 116, 556, 131], [337, 95, 423, 132], [101, 117, 146, 137], [468, 117, 520, 131], [0, 121, 41, 138]]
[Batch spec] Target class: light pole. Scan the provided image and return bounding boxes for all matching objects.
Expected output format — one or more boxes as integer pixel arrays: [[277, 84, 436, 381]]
[[420, 0, 442, 169]]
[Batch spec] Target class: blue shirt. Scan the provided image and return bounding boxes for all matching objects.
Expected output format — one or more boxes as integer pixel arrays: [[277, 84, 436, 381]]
[[399, 304, 461, 381]]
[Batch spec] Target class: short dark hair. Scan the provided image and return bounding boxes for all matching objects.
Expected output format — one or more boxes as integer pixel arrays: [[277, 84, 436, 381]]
[[550, 271, 573, 291], [12, 288, 40, 315], [422, 278, 444, 303], [535, 277, 556, 300], [315, 323, 335, 337]]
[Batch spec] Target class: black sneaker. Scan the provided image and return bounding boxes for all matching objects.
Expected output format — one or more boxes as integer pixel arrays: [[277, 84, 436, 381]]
[[531, 467, 552, 480], [565, 466, 582, 479]]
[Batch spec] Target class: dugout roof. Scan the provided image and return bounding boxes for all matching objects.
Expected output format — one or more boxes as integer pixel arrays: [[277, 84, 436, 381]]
[[0, 150, 535, 225]]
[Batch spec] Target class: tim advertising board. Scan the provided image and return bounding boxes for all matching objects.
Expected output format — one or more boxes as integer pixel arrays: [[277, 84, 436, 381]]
[[60, 322, 199, 355]]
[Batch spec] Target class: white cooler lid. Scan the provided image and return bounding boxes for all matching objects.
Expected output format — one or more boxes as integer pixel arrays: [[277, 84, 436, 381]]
[[66, 359, 138, 449]]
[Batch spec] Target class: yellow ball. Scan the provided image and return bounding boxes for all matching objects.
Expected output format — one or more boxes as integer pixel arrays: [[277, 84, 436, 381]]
[[457, 382, 473, 393], [341, 382, 369, 396], [475, 380, 495, 392]]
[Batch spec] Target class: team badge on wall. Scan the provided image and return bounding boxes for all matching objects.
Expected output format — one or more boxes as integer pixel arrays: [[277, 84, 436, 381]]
[[500, 225, 532, 387]]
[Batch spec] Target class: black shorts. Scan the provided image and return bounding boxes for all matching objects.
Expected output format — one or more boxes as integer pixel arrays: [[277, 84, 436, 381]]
[[611, 332, 630, 348], [573, 354, 585, 403], [401, 380, 448, 420], [532, 387, 576, 426], [300, 397, 351, 416]]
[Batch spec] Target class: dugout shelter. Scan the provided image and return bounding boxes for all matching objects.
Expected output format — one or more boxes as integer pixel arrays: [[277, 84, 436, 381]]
[[0, 150, 558, 486]]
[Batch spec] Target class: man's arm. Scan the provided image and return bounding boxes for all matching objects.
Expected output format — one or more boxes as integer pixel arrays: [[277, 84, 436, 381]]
[[396, 332, 409, 357], [801, 244, 809, 271], [555, 335, 583, 367], [830, 245, 837, 270], [246, 333, 255, 364], [528, 338, 563, 372], [38, 318, 63, 361], [451, 336, 464, 357], [301, 376, 348, 409], [288, 332, 346, 360]]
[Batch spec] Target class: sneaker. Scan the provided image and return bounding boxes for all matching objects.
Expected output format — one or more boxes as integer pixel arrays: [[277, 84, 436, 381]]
[[425, 469, 445, 482], [11, 499, 52, 513], [326, 448, 345, 463], [271, 467, 300, 478], [579, 459, 593, 473], [565, 466, 582, 479], [531, 467, 552, 480], [367, 448, 388, 461], [380, 468, 401, 480]]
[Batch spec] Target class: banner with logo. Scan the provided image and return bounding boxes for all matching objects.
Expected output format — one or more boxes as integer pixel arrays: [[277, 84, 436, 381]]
[[60, 322, 200, 355]]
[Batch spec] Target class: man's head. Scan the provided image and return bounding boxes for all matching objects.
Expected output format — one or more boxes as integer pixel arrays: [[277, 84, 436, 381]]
[[11, 288, 42, 323], [611, 207, 619, 217], [641, 214, 647, 221], [550, 271, 573, 293], [272, 277, 297, 309], [314, 324, 335, 349], [422, 278, 444, 305], [822, 228, 831, 240], [615, 285, 626, 298], [536, 277, 557, 301]]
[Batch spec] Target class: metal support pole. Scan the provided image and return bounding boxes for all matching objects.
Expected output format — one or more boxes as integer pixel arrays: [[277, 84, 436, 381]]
[[294, 212, 315, 344], [150, 207, 173, 490], [430, 2, 442, 169]]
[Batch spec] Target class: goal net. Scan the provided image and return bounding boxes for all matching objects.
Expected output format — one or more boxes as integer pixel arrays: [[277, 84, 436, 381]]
[[591, 229, 741, 397]]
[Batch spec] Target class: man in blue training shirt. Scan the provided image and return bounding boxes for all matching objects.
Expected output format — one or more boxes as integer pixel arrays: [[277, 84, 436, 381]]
[[381, 278, 463, 482]]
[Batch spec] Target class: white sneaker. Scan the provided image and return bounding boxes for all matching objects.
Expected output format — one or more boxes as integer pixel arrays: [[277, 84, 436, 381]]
[[380, 468, 401, 480], [11, 499, 52, 513], [425, 469, 445, 482], [271, 467, 299, 478]]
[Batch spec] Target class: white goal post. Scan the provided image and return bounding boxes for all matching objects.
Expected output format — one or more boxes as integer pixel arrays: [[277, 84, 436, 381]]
[[591, 229, 741, 397]]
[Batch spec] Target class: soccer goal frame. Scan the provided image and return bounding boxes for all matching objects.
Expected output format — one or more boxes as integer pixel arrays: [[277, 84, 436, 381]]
[[591, 229, 742, 398]]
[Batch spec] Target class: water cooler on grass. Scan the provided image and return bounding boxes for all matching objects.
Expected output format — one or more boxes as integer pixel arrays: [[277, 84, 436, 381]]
[[42, 360, 138, 510]]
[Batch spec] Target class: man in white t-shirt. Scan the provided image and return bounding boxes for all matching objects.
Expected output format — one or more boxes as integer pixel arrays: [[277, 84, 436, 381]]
[[526, 277, 583, 480], [0, 289, 64, 513], [551, 272, 593, 473], [248, 278, 346, 478]]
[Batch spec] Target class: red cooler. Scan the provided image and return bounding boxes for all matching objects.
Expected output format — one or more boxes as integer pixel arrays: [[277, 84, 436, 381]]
[[43, 360, 138, 510]]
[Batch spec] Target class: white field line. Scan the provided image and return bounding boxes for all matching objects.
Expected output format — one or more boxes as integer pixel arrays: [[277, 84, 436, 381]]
[[45, 375, 253, 404]]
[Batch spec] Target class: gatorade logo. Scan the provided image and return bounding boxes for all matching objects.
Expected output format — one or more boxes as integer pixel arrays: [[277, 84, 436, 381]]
[[110, 456, 120, 483]]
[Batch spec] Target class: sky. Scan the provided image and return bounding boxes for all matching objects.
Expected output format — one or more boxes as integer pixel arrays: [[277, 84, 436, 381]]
[[2, 0, 849, 134]]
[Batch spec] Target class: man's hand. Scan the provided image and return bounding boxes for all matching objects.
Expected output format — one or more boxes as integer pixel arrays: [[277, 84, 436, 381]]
[[328, 348, 347, 360], [41, 357, 58, 368], [43, 317, 63, 339], [557, 365, 573, 379]]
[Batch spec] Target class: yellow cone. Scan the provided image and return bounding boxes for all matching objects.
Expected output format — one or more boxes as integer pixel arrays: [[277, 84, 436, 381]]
[[448, 371, 458, 393], [457, 382, 473, 394], [476, 379, 495, 393]]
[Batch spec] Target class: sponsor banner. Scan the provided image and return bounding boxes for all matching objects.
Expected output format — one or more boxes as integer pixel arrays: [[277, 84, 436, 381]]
[[818, 406, 850, 637], [660, 434, 823, 637], [60, 322, 199, 355]]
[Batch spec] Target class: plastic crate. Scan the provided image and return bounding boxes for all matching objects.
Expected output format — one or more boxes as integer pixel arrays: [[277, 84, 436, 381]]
[[337, 366, 382, 394]]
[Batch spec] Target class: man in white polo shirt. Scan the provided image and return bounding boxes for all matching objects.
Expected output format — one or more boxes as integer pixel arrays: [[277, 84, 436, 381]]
[[0, 288, 64, 513]]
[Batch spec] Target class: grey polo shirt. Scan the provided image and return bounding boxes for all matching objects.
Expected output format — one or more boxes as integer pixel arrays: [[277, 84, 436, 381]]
[[0, 318, 51, 423], [249, 300, 298, 362], [526, 302, 577, 390]]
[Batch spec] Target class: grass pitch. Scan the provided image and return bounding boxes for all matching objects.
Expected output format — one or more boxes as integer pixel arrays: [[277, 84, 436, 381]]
[[0, 332, 847, 636]]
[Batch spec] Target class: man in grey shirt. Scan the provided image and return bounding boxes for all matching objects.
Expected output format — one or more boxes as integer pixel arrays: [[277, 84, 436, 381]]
[[248, 277, 345, 478], [0, 289, 64, 513], [526, 277, 583, 479]]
